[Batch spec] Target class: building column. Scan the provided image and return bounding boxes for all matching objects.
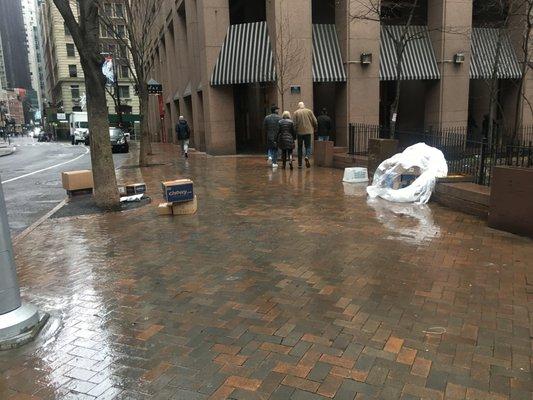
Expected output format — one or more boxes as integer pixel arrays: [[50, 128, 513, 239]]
[[195, 0, 235, 155], [336, 0, 380, 147], [508, 4, 533, 136], [425, 0, 472, 129], [267, 0, 313, 113]]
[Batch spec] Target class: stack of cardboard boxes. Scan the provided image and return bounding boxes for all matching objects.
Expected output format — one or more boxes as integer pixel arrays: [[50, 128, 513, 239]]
[[158, 179, 197, 215]]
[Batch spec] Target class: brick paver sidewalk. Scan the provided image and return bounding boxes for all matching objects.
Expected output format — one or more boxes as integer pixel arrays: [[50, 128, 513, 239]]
[[1, 144, 532, 399]]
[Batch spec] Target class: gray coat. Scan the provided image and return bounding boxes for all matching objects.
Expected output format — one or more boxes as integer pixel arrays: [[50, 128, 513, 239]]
[[264, 113, 281, 147]]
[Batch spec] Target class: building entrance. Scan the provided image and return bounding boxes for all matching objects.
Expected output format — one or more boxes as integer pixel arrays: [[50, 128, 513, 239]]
[[233, 83, 270, 153]]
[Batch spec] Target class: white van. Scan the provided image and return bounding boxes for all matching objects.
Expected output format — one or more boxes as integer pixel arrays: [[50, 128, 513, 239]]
[[69, 112, 89, 145]]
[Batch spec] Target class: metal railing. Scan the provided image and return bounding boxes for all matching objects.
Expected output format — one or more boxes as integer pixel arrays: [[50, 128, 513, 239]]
[[348, 123, 533, 186]]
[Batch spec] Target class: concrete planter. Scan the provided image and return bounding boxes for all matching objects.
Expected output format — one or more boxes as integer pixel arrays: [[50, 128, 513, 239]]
[[489, 166, 533, 238]]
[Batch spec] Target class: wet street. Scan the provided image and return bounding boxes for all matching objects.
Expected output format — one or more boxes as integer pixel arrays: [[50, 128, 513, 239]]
[[0, 143, 532, 400], [0, 137, 131, 236]]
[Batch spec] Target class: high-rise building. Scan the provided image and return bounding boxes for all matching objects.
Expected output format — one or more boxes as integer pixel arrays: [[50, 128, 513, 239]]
[[0, 35, 7, 89], [21, 0, 44, 118], [0, 0, 32, 90], [39, 0, 139, 122]]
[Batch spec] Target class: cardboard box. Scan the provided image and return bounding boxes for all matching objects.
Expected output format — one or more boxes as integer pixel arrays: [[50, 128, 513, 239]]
[[157, 202, 173, 215], [126, 183, 147, 195], [162, 179, 194, 203], [172, 195, 197, 215], [61, 170, 94, 191]]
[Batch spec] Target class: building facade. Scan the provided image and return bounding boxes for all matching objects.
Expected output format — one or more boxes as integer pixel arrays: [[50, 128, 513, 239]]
[[0, 37, 7, 90], [142, 0, 533, 155], [22, 0, 44, 118], [0, 0, 32, 90], [39, 0, 140, 122]]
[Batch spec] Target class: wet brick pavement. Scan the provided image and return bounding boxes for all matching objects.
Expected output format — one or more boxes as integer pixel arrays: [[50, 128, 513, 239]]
[[1, 144, 532, 399]]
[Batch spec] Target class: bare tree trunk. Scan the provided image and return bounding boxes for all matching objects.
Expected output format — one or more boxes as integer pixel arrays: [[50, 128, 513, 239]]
[[85, 69, 120, 208], [389, 52, 403, 139], [54, 0, 119, 209], [139, 86, 152, 166]]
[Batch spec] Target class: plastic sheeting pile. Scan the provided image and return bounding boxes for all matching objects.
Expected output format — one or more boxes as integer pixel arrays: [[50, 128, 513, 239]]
[[366, 143, 448, 204]]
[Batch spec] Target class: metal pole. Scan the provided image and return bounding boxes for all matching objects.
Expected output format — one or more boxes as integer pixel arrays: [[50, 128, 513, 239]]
[[0, 178, 42, 345]]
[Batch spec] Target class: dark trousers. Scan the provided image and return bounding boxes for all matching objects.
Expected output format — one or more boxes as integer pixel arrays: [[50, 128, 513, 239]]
[[297, 134, 312, 166], [281, 149, 293, 167]]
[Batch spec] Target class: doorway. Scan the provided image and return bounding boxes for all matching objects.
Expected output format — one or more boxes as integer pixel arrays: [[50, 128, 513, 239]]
[[233, 83, 270, 153]]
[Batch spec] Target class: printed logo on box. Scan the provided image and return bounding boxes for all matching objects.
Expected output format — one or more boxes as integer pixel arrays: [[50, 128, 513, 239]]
[[165, 183, 194, 203]]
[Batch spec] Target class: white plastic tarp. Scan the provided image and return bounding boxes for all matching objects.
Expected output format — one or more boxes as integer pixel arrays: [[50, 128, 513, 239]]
[[366, 143, 448, 204]]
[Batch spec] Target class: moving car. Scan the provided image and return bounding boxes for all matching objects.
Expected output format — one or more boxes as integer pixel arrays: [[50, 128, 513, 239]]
[[84, 127, 129, 153]]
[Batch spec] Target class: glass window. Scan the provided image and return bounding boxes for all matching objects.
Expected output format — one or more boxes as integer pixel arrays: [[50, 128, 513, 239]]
[[104, 3, 113, 17], [121, 65, 129, 78], [116, 25, 125, 38], [100, 24, 108, 37], [64, 22, 71, 36], [119, 45, 127, 58], [66, 43, 75, 57], [68, 64, 77, 77], [115, 3, 124, 18], [71, 85, 80, 99], [118, 85, 130, 98]]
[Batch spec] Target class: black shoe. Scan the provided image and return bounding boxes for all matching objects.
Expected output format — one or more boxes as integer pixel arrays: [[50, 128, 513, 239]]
[[185, 152, 188, 158], [305, 157, 310, 168], [289, 162, 293, 170]]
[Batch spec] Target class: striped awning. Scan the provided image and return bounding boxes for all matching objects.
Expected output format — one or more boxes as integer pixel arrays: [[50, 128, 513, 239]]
[[380, 25, 440, 81], [470, 28, 521, 80], [313, 24, 346, 82], [211, 21, 276, 86]]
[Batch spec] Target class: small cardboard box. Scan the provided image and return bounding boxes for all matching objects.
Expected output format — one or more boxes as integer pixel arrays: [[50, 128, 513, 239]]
[[172, 195, 197, 215], [162, 179, 194, 203], [157, 202, 173, 215], [61, 170, 94, 191], [126, 183, 147, 195]]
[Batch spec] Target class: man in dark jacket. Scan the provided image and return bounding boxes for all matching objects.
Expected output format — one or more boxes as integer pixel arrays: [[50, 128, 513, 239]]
[[317, 108, 333, 142], [176, 116, 191, 158], [263, 105, 281, 167]]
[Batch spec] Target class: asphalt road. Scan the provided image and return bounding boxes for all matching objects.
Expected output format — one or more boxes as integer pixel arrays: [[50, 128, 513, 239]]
[[0, 137, 131, 236]]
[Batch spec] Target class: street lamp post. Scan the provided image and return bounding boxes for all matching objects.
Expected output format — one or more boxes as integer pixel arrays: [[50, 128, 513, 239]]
[[0, 179, 47, 348]]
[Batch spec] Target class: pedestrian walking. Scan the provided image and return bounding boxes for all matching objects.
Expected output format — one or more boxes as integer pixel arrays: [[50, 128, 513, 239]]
[[176, 116, 191, 158], [277, 111, 296, 170], [264, 105, 281, 168], [317, 108, 333, 142], [293, 102, 317, 168]]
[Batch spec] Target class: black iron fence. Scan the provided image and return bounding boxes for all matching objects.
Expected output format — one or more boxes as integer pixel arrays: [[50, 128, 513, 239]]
[[348, 123, 380, 155], [348, 123, 533, 186]]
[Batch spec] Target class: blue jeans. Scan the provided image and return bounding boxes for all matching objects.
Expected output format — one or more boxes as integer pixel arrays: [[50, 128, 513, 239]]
[[318, 135, 330, 141], [267, 147, 278, 162], [297, 134, 312, 166]]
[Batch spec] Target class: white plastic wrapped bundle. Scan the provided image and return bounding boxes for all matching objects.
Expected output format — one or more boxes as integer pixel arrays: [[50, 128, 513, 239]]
[[366, 143, 448, 204]]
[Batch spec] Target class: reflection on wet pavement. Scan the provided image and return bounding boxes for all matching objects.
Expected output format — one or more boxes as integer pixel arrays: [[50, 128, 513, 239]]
[[1, 144, 532, 399], [367, 199, 441, 245]]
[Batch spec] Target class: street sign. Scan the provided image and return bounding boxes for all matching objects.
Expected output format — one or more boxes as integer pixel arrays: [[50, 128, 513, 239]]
[[147, 79, 162, 95]]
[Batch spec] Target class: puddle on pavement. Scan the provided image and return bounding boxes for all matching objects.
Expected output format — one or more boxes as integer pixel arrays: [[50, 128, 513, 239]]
[[367, 198, 442, 245]]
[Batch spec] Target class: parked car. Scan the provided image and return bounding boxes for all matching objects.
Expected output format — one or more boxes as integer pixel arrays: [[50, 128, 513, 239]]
[[37, 130, 50, 142], [84, 128, 129, 153]]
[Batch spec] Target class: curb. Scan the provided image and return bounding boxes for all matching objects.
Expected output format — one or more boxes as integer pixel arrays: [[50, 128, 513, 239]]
[[0, 147, 16, 157], [12, 198, 68, 246]]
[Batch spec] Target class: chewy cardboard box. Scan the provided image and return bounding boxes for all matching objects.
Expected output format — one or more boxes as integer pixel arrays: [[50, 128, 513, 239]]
[[162, 179, 194, 203], [126, 183, 147, 195], [62, 170, 94, 191]]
